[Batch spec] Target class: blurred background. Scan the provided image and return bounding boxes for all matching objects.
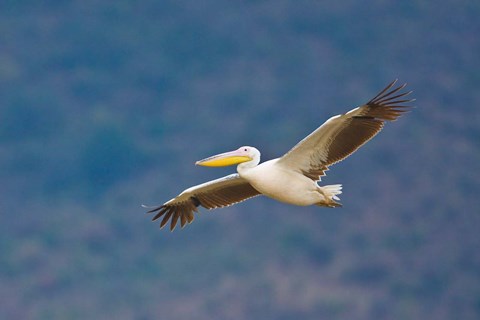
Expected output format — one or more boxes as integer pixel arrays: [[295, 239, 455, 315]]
[[1, 1, 479, 319]]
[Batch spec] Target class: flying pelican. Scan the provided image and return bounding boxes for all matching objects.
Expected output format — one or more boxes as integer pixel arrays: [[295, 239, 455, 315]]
[[146, 80, 414, 231]]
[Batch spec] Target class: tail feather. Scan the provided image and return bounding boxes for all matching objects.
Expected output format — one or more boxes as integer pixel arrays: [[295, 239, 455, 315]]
[[324, 184, 342, 200], [317, 184, 343, 208]]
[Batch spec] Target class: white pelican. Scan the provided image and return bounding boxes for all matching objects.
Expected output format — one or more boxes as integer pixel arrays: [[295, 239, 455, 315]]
[[146, 80, 414, 231]]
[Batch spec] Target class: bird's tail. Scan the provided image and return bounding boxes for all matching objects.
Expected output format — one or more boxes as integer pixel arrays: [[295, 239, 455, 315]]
[[317, 184, 343, 208], [324, 184, 342, 200]]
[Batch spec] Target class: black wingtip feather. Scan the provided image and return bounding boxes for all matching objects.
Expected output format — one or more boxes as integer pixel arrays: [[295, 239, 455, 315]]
[[152, 206, 168, 221], [368, 79, 398, 103], [160, 209, 174, 229], [142, 204, 164, 214], [368, 80, 412, 106]]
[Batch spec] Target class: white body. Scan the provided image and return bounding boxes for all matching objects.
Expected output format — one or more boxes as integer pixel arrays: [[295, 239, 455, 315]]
[[239, 159, 333, 206]]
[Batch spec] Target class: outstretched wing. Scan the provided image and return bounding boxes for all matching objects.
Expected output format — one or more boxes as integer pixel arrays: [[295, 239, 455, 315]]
[[145, 174, 261, 231], [277, 80, 414, 180]]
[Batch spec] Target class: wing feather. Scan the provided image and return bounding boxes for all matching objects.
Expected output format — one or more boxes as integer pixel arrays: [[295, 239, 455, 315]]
[[278, 80, 414, 180], [186, 209, 195, 222], [152, 206, 168, 221], [180, 212, 188, 228], [146, 173, 261, 231], [160, 209, 174, 229], [170, 209, 180, 231]]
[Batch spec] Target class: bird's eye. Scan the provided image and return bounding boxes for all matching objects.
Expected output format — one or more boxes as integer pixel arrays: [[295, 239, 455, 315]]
[[244, 148, 248, 151]]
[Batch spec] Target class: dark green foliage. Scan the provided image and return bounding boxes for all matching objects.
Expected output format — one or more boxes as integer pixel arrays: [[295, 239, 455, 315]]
[[79, 125, 146, 196], [0, 1, 479, 319], [280, 229, 335, 266], [0, 97, 62, 142]]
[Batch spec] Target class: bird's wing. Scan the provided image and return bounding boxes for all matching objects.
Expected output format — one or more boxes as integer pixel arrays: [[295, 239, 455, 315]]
[[145, 174, 261, 231], [277, 80, 414, 180]]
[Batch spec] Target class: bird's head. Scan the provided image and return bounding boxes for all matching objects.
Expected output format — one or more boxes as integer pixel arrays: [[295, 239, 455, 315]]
[[195, 146, 261, 167]]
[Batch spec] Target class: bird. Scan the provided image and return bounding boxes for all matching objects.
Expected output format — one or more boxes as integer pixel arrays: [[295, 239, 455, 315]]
[[145, 80, 414, 231]]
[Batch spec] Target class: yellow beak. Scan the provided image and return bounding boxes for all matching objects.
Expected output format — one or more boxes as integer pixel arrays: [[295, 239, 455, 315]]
[[195, 150, 252, 167]]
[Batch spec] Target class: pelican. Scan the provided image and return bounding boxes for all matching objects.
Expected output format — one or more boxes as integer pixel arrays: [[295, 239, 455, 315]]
[[146, 80, 414, 231]]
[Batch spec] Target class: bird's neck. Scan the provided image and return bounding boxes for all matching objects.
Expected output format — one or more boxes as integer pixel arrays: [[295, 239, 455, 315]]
[[237, 158, 259, 174], [237, 149, 260, 174]]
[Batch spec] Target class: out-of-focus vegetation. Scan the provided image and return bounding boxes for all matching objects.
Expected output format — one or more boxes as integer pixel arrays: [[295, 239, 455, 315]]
[[0, 1, 479, 319]]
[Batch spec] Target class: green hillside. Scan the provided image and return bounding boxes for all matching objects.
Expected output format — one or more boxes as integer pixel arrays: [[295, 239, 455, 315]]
[[0, 1, 479, 319]]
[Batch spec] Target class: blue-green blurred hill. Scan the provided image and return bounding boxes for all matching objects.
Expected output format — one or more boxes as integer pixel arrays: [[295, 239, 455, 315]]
[[1, 1, 479, 319]]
